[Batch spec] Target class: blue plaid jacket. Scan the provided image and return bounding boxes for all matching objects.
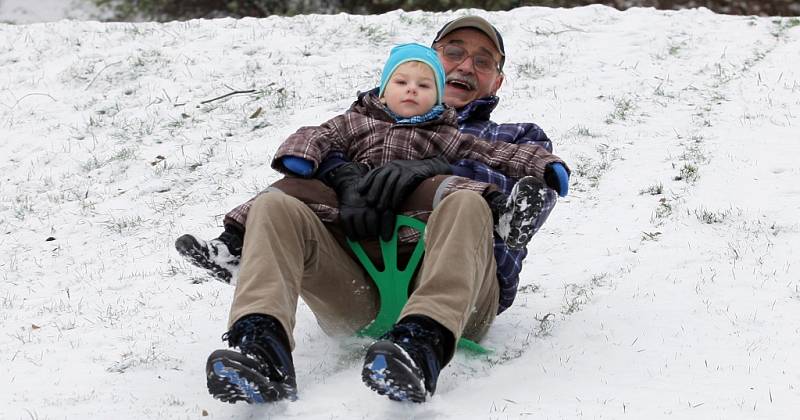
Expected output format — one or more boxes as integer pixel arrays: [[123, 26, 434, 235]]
[[450, 96, 557, 314], [320, 95, 558, 314]]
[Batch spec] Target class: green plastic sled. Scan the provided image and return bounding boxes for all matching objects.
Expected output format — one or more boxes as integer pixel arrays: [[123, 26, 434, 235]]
[[347, 215, 490, 354]]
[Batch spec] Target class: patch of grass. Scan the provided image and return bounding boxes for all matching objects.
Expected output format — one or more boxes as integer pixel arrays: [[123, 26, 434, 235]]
[[674, 163, 700, 183], [518, 283, 541, 294], [1, 292, 15, 310], [572, 125, 601, 138], [106, 342, 178, 373], [561, 283, 590, 315], [516, 59, 545, 79], [13, 194, 34, 220], [534, 313, 555, 336], [572, 144, 616, 189], [357, 23, 389, 45], [397, 13, 432, 27], [590, 272, 610, 287], [694, 207, 731, 224], [103, 215, 145, 234], [641, 231, 662, 241], [652, 197, 673, 222], [254, 83, 296, 110], [81, 155, 104, 172], [771, 17, 800, 38], [681, 141, 707, 166], [605, 96, 635, 124], [111, 147, 138, 162], [639, 182, 664, 196], [652, 40, 686, 61], [653, 82, 674, 98]]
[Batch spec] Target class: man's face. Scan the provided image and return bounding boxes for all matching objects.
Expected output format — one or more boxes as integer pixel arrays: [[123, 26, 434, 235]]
[[434, 28, 504, 109], [381, 61, 438, 118]]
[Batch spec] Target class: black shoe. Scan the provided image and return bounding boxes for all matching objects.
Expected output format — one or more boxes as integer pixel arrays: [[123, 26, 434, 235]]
[[361, 319, 448, 403], [175, 232, 240, 284], [206, 314, 297, 404], [493, 176, 547, 250]]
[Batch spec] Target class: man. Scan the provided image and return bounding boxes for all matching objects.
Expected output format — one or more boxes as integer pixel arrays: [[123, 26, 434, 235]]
[[183, 16, 570, 404]]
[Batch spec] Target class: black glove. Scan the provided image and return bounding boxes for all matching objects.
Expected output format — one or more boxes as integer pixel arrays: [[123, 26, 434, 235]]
[[357, 157, 452, 211], [324, 162, 395, 241]]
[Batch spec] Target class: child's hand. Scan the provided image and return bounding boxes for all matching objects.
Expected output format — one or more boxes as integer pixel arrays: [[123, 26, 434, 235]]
[[544, 163, 569, 197]]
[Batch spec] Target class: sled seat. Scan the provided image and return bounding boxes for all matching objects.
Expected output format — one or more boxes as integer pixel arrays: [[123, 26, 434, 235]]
[[347, 215, 489, 354]]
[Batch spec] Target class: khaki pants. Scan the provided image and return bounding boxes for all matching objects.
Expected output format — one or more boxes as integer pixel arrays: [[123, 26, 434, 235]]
[[228, 190, 499, 351]]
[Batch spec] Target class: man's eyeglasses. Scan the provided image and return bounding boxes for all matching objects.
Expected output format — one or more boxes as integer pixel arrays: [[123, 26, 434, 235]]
[[435, 44, 501, 74]]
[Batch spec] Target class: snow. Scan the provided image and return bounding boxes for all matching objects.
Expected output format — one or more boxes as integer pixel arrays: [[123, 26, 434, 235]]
[[2, 5, 800, 420], [0, 0, 101, 24]]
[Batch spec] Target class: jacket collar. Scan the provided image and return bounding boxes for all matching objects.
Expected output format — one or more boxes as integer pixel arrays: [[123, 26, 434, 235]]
[[359, 87, 499, 122], [455, 95, 499, 124], [354, 89, 458, 126]]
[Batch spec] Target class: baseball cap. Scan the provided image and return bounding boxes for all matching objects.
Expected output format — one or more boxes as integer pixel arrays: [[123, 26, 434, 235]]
[[432, 15, 505, 71]]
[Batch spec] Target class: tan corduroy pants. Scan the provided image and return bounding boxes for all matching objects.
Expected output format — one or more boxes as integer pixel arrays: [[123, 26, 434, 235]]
[[228, 190, 499, 350]]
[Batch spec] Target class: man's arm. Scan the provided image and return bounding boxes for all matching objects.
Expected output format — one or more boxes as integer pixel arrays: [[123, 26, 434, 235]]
[[447, 126, 566, 180], [452, 120, 556, 194]]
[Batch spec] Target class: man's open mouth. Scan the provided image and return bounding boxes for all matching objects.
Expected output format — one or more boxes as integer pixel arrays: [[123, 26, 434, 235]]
[[447, 79, 474, 91]]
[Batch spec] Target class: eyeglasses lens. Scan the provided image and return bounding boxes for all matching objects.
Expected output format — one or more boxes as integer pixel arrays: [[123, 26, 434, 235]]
[[440, 45, 497, 74]]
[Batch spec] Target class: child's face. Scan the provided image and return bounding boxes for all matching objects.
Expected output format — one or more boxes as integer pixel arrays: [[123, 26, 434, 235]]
[[382, 61, 438, 118]]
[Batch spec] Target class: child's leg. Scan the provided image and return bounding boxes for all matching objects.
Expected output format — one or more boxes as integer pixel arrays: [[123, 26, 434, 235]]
[[174, 192, 253, 284], [175, 223, 244, 284], [176, 176, 340, 284]]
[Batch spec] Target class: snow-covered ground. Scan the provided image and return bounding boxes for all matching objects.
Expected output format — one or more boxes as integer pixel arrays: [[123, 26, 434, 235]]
[[2, 5, 799, 420], [0, 0, 101, 23]]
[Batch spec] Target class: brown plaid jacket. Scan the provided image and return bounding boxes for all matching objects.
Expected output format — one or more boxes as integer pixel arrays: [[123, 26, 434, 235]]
[[271, 92, 563, 180]]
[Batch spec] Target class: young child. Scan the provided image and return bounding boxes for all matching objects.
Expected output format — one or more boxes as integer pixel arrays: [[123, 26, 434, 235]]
[[176, 43, 569, 284]]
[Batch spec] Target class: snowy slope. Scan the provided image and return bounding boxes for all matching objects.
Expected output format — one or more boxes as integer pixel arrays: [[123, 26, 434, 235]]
[[0, 0, 101, 24], [1, 6, 799, 419]]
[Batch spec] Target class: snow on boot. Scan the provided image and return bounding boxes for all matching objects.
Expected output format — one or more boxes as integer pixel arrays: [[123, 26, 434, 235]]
[[361, 320, 445, 403], [206, 314, 297, 404], [493, 176, 547, 250], [175, 233, 240, 284]]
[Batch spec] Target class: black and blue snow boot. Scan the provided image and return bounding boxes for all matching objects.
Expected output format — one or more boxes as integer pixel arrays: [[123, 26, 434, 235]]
[[490, 176, 547, 250], [175, 225, 243, 284], [206, 314, 297, 404], [361, 316, 453, 403]]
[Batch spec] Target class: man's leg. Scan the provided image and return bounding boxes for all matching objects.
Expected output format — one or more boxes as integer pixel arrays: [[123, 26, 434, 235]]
[[404, 189, 499, 343], [362, 190, 499, 402], [229, 191, 379, 342], [208, 192, 378, 404]]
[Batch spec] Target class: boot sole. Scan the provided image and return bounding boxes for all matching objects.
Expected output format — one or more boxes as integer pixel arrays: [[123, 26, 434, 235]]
[[206, 349, 296, 403], [505, 178, 546, 250], [175, 235, 234, 284], [361, 341, 427, 403]]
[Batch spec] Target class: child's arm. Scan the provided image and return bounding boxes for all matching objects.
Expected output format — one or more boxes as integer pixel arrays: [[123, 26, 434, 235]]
[[271, 115, 348, 176]]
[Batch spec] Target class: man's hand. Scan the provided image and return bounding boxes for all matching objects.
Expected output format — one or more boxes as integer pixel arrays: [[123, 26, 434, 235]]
[[544, 162, 570, 197], [357, 157, 452, 211], [324, 162, 395, 241]]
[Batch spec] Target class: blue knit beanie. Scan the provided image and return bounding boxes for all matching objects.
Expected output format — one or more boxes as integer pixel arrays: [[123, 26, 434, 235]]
[[378, 43, 446, 105]]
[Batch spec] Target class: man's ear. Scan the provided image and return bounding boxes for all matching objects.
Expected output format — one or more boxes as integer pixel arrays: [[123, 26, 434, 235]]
[[491, 72, 504, 95]]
